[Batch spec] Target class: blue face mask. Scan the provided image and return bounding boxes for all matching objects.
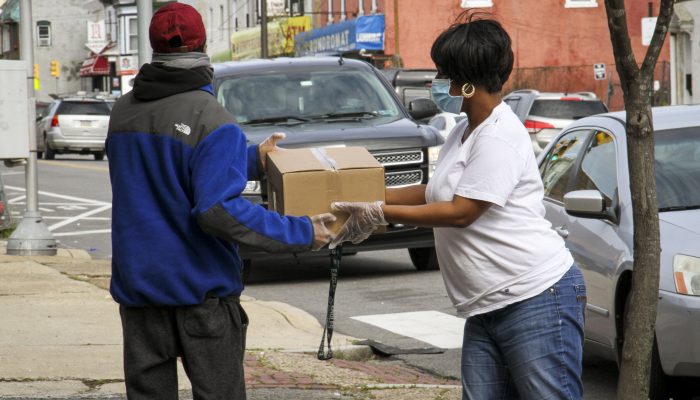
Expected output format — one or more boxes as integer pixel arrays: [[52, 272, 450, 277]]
[[430, 79, 463, 114]]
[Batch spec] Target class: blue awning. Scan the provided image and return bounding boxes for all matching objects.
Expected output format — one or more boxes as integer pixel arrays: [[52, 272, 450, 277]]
[[294, 14, 384, 56]]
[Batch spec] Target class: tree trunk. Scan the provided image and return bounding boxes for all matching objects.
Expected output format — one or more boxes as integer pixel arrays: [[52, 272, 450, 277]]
[[603, 0, 675, 399]]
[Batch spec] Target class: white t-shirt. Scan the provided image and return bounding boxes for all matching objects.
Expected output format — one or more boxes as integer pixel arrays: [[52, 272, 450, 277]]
[[425, 102, 573, 317]]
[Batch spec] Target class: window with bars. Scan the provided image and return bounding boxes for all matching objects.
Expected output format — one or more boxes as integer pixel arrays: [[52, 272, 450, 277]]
[[37, 21, 51, 47]]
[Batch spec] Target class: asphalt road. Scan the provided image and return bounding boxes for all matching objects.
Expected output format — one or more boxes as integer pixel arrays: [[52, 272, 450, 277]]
[[0, 154, 620, 399]]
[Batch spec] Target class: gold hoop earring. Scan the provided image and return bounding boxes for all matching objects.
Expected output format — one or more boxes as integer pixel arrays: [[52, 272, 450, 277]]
[[461, 83, 476, 98]]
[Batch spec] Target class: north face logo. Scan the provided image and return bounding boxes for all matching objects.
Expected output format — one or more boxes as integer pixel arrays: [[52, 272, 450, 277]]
[[174, 123, 191, 135]]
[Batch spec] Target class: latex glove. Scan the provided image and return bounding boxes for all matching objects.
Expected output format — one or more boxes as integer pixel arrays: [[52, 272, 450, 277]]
[[328, 201, 387, 249], [258, 132, 286, 170], [311, 213, 337, 251]]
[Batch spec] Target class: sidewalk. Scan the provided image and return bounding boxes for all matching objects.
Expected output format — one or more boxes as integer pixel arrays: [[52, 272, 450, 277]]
[[0, 241, 460, 400]]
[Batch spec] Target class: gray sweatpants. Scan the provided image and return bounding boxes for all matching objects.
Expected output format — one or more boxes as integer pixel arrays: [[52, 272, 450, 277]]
[[119, 295, 248, 400]]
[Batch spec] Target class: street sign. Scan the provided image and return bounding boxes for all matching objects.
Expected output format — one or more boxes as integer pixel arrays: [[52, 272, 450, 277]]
[[593, 63, 606, 81], [0, 60, 30, 159]]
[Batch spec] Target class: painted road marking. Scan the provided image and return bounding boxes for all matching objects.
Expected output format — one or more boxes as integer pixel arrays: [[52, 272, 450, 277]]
[[351, 311, 465, 349], [4, 185, 111, 237]]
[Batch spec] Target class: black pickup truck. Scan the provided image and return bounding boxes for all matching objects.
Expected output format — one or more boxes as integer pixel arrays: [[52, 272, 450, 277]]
[[213, 57, 442, 271]]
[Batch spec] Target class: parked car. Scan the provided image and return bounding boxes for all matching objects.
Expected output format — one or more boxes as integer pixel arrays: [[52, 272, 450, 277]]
[[538, 105, 700, 399], [503, 89, 608, 155], [214, 57, 443, 271], [36, 94, 114, 160], [380, 68, 438, 118], [428, 111, 467, 139]]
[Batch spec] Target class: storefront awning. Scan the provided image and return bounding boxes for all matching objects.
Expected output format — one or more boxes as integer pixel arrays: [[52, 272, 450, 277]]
[[294, 14, 385, 57], [0, 0, 19, 23], [79, 55, 109, 77]]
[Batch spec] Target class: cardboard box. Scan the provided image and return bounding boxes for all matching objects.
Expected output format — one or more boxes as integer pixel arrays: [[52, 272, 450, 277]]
[[266, 147, 385, 234]]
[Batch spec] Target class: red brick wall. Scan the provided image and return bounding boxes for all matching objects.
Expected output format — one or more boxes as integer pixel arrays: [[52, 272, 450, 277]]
[[317, 1, 671, 110]]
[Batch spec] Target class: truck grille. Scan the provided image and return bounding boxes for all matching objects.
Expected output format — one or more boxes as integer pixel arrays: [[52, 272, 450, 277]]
[[385, 170, 423, 187], [372, 149, 424, 166]]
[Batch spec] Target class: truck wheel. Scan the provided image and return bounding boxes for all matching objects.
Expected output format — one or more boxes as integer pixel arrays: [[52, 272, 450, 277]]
[[94, 151, 105, 161], [44, 137, 55, 160], [408, 247, 439, 271]]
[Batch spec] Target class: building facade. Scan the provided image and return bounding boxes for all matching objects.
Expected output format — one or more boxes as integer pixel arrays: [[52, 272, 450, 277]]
[[315, 0, 672, 111]]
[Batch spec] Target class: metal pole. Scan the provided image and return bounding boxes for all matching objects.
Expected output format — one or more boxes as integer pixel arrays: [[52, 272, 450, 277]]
[[261, 0, 268, 58], [7, 0, 56, 256], [358, 0, 364, 16], [340, 0, 346, 21], [137, 0, 153, 67]]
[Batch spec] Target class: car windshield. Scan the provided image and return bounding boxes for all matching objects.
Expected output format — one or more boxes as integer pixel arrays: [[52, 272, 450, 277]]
[[57, 101, 111, 116], [530, 99, 607, 120], [655, 127, 700, 211], [216, 68, 401, 125]]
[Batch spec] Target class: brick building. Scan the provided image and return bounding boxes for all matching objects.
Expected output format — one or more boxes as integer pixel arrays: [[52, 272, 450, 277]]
[[314, 0, 671, 110]]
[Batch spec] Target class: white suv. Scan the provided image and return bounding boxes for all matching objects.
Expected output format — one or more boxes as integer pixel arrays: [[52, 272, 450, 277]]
[[503, 90, 608, 155]]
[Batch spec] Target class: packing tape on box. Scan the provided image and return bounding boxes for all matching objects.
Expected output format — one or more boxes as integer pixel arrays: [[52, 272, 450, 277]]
[[311, 148, 342, 216], [310, 148, 338, 171]]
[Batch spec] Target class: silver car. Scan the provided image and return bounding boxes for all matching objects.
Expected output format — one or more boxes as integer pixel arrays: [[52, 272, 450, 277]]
[[538, 105, 700, 398], [36, 96, 113, 160], [504, 90, 608, 155]]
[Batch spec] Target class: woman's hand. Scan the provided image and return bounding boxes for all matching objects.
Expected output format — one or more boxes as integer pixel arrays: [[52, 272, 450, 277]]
[[258, 132, 286, 170], [310, 213, 337, 251], [329, 201, 387, 249]]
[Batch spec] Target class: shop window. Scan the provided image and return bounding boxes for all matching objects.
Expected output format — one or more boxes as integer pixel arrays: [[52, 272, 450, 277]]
[[37, 21, 51, 47], [460, 0, 493, 7], [565, 0, 598, 8]]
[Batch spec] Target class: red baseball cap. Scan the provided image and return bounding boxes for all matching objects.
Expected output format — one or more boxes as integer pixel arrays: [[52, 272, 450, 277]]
[[149, 2, 206, 53]]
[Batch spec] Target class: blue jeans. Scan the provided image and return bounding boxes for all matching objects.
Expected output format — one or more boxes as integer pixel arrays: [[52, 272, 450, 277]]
[[461, 265, 586, 400]]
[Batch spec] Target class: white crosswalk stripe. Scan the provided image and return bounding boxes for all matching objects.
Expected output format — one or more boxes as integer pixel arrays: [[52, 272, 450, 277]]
[[351, 310, 465, 349]]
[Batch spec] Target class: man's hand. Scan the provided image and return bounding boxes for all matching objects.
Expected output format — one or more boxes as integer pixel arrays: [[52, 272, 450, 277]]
[[258, 132, 286, 170], [328, 201, 387, 249], [310, 213, 337, 251]]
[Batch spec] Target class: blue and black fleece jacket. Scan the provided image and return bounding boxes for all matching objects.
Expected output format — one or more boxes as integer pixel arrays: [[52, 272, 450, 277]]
[[106, 63, 313, 307]]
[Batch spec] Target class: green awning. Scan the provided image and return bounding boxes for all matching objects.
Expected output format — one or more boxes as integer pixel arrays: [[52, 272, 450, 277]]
[[0, 0, 19, 23]]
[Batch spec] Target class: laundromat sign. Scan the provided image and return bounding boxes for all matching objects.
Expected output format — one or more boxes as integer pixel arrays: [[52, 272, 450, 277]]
[[294, 14, 385, 56]]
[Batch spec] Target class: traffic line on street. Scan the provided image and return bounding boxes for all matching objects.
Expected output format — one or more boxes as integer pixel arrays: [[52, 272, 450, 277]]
[[52, 229, 112, 237], [47, 204, 112, 231], [351, 310, 465, 349]]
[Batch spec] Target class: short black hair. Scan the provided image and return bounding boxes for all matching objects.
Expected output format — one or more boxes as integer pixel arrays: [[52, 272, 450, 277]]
[[430, 13, 514, 93]]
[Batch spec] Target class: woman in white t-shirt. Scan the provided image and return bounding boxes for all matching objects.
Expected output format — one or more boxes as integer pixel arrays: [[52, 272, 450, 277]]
[[330, 14, 586, 400]]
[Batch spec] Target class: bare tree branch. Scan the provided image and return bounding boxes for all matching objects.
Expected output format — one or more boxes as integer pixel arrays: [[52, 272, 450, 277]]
[[604, 0, 639, 82], [641, 0, 675, 76]]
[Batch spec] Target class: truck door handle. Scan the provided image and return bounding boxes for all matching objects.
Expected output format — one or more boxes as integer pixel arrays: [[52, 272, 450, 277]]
[[554, 226, 569, 239]]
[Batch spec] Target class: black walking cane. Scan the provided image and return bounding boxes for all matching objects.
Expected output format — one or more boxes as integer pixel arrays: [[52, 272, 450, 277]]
[[317, 245, 342, 360]]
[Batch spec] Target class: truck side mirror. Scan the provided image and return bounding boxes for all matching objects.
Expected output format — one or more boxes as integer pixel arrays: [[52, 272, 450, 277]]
[[408, 98, 439, 120]]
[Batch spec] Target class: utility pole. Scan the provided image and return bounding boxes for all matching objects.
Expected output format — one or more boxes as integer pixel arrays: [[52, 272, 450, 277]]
[[261, 0, 268, 58], [137, 0, 153, 67], [7, 0, 56, 256]]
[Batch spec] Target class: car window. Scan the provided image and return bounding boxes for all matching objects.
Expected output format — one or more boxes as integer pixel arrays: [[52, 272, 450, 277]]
[[402, 88, 431, 106], [57, 101, 111, 116], [575, 130, 617, 205], [217, 68, 401, 124], [540, 129, 592, 202], [529, 100, 607, 120], [655, 127, 700, 210]]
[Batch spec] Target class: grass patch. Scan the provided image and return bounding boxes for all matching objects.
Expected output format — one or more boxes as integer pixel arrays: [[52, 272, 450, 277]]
[[0, 222, 17, 239]]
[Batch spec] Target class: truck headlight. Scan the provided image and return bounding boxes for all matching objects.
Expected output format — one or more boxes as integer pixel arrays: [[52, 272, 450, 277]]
[[428, 145, 441, 178], [673, 254, 700, 296], [243, 180, 261, 195]]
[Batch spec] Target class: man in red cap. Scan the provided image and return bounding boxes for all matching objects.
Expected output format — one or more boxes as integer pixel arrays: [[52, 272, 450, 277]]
[[106, 3, 335, 399]]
